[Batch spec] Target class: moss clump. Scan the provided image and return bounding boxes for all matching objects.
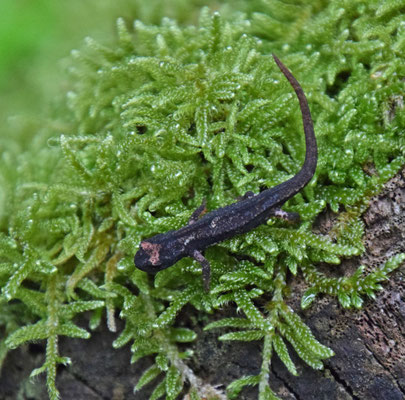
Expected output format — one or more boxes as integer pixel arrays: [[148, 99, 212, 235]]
[[1, 1, 404, 399]]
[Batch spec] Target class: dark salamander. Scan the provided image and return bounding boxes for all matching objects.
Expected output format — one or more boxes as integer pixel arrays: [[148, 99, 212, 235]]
[[134, 54, 317, 291]]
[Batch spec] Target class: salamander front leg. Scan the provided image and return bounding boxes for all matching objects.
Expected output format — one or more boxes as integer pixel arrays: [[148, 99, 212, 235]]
[[270, 208, 300, 223], [188, 199, 207, 225], [192, 249, 211, 292]]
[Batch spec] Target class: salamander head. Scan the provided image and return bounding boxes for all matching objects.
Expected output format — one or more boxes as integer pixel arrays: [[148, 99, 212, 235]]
[[134, 234, 185, 273]]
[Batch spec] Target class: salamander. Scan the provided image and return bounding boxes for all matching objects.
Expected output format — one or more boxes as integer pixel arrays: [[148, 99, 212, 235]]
[[134, 54, 317, 291]]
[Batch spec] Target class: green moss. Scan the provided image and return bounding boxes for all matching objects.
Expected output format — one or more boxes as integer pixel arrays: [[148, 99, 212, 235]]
[[1, 1, 404, 399]]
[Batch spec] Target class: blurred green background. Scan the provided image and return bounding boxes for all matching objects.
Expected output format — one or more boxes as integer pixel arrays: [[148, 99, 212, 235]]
[[0, 0, 211, 138], [0, 0, 131, 128]]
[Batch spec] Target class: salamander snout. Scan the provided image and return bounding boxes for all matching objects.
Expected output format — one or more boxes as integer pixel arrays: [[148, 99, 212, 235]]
[[134, 238, 185, 273], [134, 241, 165, 272]]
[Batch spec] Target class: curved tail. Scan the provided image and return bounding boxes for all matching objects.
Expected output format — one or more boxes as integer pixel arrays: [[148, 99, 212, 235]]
[[271, 54, 317, 198]]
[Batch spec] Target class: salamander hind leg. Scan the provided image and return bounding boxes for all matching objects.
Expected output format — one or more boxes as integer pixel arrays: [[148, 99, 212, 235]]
[[238, 191, 255, 201], [192, 249, 211, 292], [188, 199, 207, 225]]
